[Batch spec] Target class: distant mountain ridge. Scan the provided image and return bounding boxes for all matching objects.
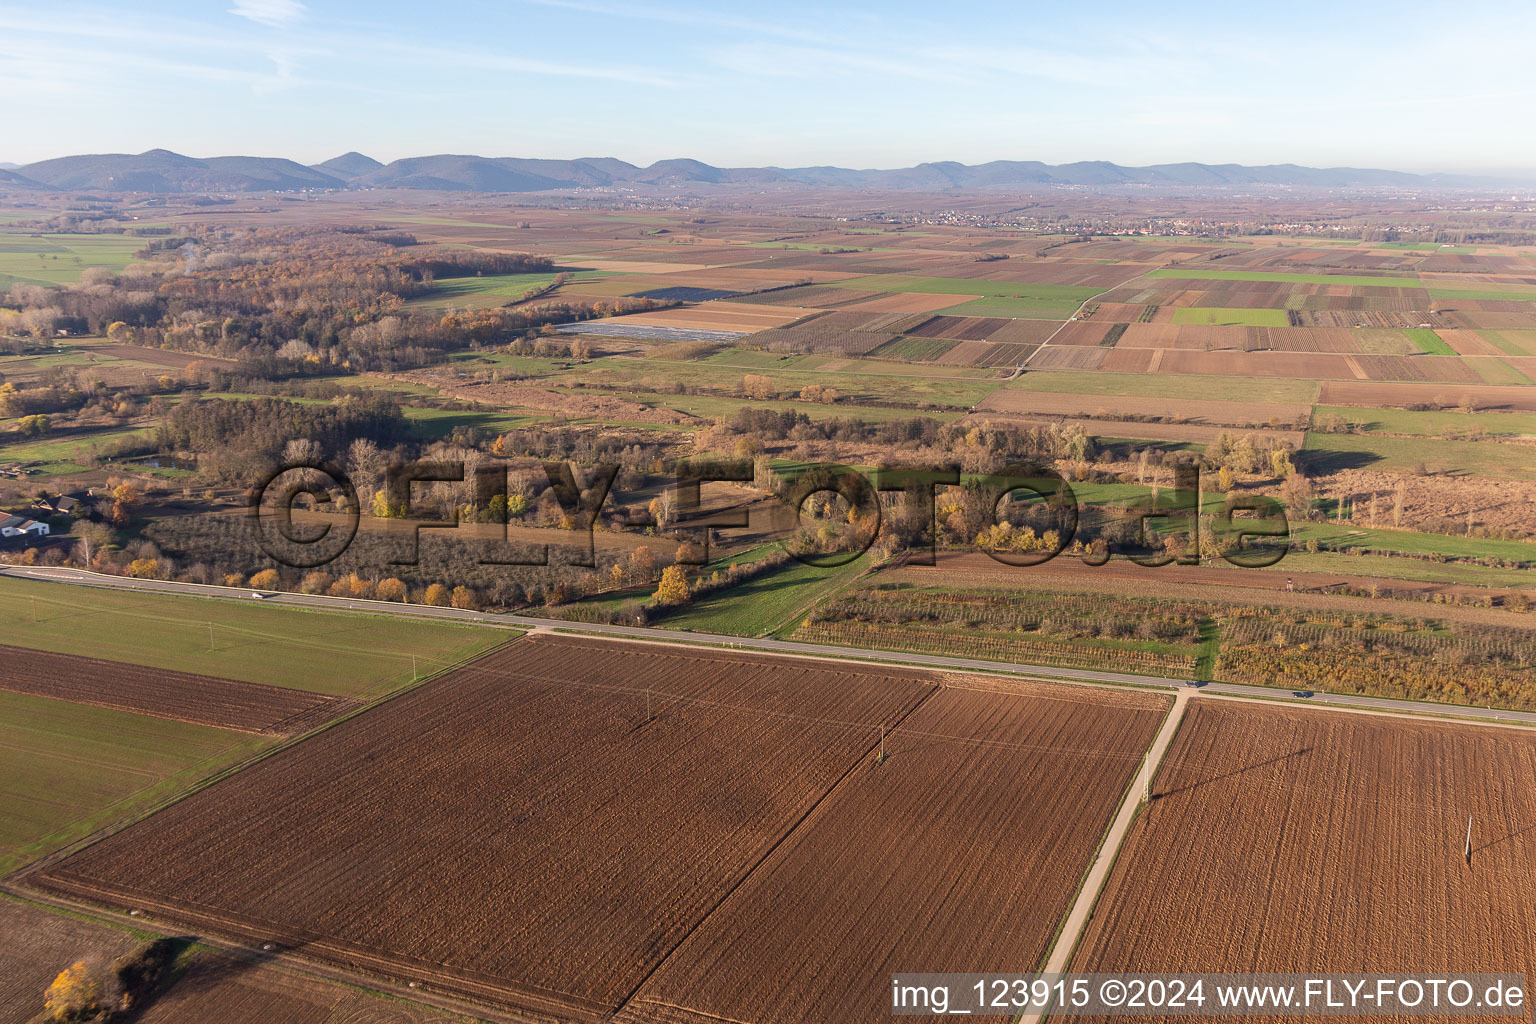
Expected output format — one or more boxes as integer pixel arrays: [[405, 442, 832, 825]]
[[2, 149, 1522, 193]]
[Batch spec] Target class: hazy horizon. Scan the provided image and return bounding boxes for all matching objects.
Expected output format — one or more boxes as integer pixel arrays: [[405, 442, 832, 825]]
[[4, 0, 1534, 172]]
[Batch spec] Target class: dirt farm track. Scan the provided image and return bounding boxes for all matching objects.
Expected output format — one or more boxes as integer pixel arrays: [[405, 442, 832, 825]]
[[29, 635, 1167, 1023]]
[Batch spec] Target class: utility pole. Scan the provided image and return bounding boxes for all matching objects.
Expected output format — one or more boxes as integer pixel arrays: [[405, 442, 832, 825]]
[[412, 654, 417, 680], [208, 621, 214, 652], [1464, 813, 1473, 866]]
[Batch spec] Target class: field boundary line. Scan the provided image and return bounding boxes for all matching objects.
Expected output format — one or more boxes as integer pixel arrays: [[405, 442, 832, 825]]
[[611, 683, 941, 1017], [11, 567, 1536, 730], [1020, 689, 1192, 1024], [3, 633, 524, 889]]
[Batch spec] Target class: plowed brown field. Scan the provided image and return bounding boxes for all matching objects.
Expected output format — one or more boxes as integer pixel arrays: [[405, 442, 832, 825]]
[[1318, 380, 1536, 411], [976, 390, 1310, 426], [0, 644, 353, 735], [33, 636, 935, 1022], [1071, 701, 1536, 1023], [617, 683, 1169, 1024]]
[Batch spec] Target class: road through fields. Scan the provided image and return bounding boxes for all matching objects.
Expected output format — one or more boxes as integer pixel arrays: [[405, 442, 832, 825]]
[[6, 565, 1535, 729]]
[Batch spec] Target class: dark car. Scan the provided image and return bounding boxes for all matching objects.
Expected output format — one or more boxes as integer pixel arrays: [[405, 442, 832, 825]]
[[1291, 690, 1315, 698]]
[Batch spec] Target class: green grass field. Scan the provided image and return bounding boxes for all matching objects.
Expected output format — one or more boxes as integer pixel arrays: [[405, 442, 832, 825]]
[[1476, 330, 1536, 357], [412, 269, 614, 309], [1405, 328, 1456, 355], [656, 551, 871, 637], [1148, 268, 1421, 289], [403, 405, 550, 438], [631, 391, 964, 423], [828, 275, 1103, 320], [0, 233, 146, 287], [0, 424, 155, 473], [1172, 307, 1291, 327], [868, 336, 960, 361], [1429, 287, 1536, 303], [0, 576, 505, 698], [698, 348, 805, 369], [1264, 550, 1536, 590], [540, 355, 1005, 409], [1470, 358, 1534, 385], [1312, 405, 1536, 437], [0, 690, 267, 874], [1286, 522, 1536, 565], [1302, 431, 1536, 480]]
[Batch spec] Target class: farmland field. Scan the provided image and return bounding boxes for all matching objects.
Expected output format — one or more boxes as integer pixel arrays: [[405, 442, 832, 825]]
[[1170, 307, 1291, 327], [1301, 430, 1536, 479], [0, 576, 503, 698], [0, 690, 264, 875], [619, 682, 1169, 1024], [1311, 404, 1536, 436], [1405, 327, 1456, 355], [827, 276, 1103, 319], [33, 636, 938, 1021], [1002, 369, 1321, 404], [0, 898, 473, 1024], [1072, 701, 1536, 1017], [0, 232, 146, 287], [1148, 268, 1420, 288], [0, 644, 357, 735]]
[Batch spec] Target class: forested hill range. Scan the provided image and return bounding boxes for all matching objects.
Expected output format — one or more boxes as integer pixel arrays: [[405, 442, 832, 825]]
[[0, 149, 1525, 193]]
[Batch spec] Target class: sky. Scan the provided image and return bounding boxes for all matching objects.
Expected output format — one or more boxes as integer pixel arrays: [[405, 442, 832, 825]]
[[3, 0, 1535, 172]]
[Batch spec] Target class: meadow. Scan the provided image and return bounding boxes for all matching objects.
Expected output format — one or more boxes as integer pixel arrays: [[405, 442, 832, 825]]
[[1301, 430, 1536, 480], [656, 552, 871, 637], [1312, 404, 1536, 437], [0, 576, 505, 698], [827, 275, 1103, 319], [544, 354, 1006, 408], [0, 689, 265, 874], [0, 232, 146, 287], [413, 268, 614, 308]]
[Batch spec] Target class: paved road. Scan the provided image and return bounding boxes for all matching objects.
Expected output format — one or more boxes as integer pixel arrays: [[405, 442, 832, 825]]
[[6, 565, 1535, 728]]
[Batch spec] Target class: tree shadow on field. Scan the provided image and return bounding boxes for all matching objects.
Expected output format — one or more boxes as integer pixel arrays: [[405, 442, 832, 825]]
[[1151, 746, 1313, 801], [1473, 820, 1536, 856], [1293, 449, 1381, 475], [117, 934, 300, 1022]]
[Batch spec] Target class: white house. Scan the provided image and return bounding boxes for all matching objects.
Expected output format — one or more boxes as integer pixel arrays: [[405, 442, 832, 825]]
[[0, 514, 49, 539]]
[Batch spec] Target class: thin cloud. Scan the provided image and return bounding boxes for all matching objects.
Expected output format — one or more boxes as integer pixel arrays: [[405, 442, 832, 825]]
[[230, 0, 307, 28], [522, 0, 825, 43]]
